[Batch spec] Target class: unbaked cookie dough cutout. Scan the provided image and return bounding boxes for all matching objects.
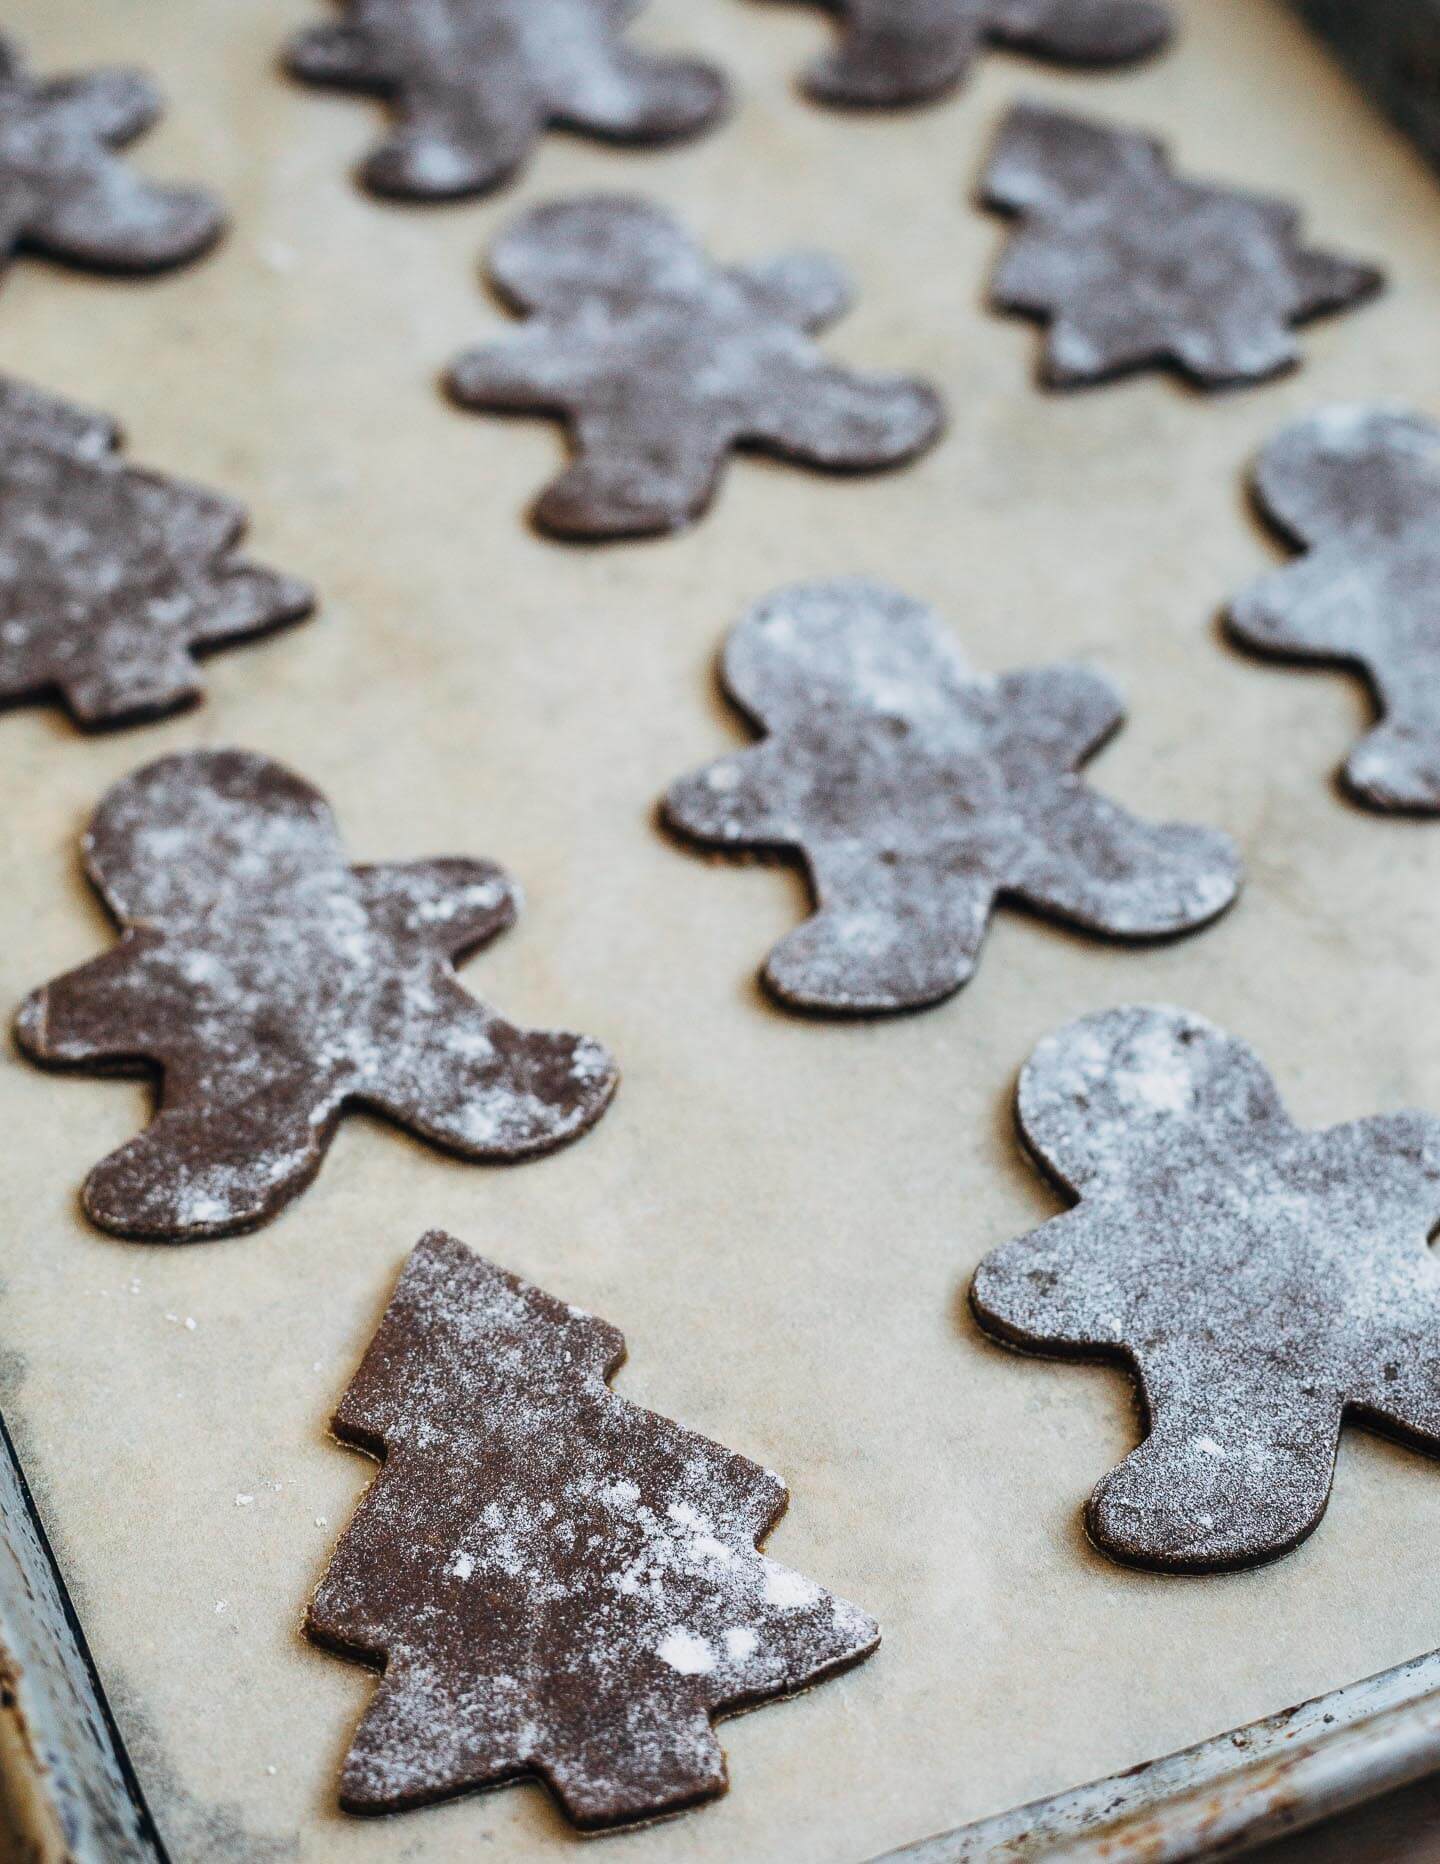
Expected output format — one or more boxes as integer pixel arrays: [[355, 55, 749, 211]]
[[971, 1004, 1440, 1573], [283, 0, 729, 203], [445, 195, 944, 540], [982, 102, 1382, 389], [662, 579, 1241, 1013], [17, 751, 618, 1242], [0, 30, 224, 284], [1229, 404, 1440, 815], [307, 1232, 879, 1828], [0, 377, 313, 729], [768, 0, 1172, 110]]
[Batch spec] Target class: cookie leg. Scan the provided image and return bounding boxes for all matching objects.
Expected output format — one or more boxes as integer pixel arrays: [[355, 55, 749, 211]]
[[359, 984, 617, 1161], [82, 1076, 333, 1240], [761, 363, 943, 472], [993, 0, 1173, 64], [803, 13, 982, 107], [1009, 783, 1240, 939], [551, 47, 727, 143], [1088, 1368, 1343, 1570], [24, 165, 223, 272], [765, 849, 993, 1013], [360, 93, 540, 201], [534, 410, 728, 539], [1343, 707, 1440, 814]]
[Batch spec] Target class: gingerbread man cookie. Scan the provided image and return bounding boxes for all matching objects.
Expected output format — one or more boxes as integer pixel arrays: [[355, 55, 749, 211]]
[[17, 752, 617, 1240], [1229, 404, 1440, 814], [0, 377, 312, 729], [773, 0, 1172, 109], [285, 0, 728, 201], [446, 196, 944, 539], [309, 1232, 879, 1827], [663, 580, 1241, 1012], [983, 102, 1382, 388], [972, 1005, 1440, 1571], [0, 32, 222, 282]]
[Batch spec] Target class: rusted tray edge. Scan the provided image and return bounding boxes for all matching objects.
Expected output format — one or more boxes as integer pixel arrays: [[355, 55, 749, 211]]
[[873, 1647, 1440, 1862], [1288, 0, 1440, 176], [0, 1412, 165, 1863]]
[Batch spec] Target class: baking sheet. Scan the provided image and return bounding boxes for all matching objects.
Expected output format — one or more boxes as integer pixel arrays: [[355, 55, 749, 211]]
[[2, 2, 1440, 1859]]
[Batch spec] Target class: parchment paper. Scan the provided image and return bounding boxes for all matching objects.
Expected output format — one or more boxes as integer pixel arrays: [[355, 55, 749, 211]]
[[1, 2, 1439, 1859]]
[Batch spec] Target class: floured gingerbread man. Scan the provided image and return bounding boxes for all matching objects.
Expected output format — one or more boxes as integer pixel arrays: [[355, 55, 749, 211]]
[[309, 1232, 879, 1827], [0, 377, 313, 729], [972, 1005, 1440, 1571], [662, 580, 1240, 1013], [773, 0, 1172, 109], [446, 196, 944, 539], [0, 31, 223, 282], [982, 102, 1382, 387], [284, 0, 728, 201], [1229, 405, 1440, 814], [17, 752, 617, 1241]]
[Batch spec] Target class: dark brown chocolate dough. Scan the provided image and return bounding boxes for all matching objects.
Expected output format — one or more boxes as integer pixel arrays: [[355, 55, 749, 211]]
[[0, 377, 312, 729], [971, 1005, 1440, 1572], [662, 579, 1241, 1013], [983, 102, 1382, 388], [284, 0, 728, 202], [308, 1232, 879, 1827], [774, 0, 1172, 109], [446, 195, 944, 539], [1229, 405, 1440, 814], [16, 752, 617, 1241], [0, 33, 223, 279]]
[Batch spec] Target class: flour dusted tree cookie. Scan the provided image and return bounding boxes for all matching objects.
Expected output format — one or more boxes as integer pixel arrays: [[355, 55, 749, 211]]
[[982, 102, 1382, 388], [971, 1005, 1440, 1572], [1229, 405, 1440, 814], [446, 196, 944, 539], [0, 378, 313, 729], [16, 752, 617, 1241], [662, 580, 1240, 1013], [284, 0, 728, 202], [773, 0, 1172, 109], [0, 32, 223, 281], [308, 1231, 878, 1827]]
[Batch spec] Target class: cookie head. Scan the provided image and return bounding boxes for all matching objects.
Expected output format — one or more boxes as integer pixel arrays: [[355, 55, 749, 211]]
[[488, 193, 709, 312]]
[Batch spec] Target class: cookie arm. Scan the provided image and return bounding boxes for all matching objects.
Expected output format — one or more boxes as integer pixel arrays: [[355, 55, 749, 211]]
[[662, 745, 794, 850], [39, 69, 162, 146], [15, 941, 159, 1067], [733, 253, 853, 332], [351, 859, 518, 959], [990, 665, 1125, 767], [971, 1204, 1123, 1352], [446, 331, 609, 413], [757, 362, 943, 471], [1007, 783, 1241, 939], [284, 21, 387, 90]]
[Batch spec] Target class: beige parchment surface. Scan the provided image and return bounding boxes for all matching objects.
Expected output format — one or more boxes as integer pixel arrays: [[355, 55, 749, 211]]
[[1, 1, 1439, 1859]]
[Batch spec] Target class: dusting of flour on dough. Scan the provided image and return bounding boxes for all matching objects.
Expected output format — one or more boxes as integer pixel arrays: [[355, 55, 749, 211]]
[[16, 750, 618, 1240], [306, 1233, 879, 1829]]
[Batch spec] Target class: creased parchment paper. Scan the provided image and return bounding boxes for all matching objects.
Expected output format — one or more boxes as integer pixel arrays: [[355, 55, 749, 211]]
[[0, 2, 1439, 1859]]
